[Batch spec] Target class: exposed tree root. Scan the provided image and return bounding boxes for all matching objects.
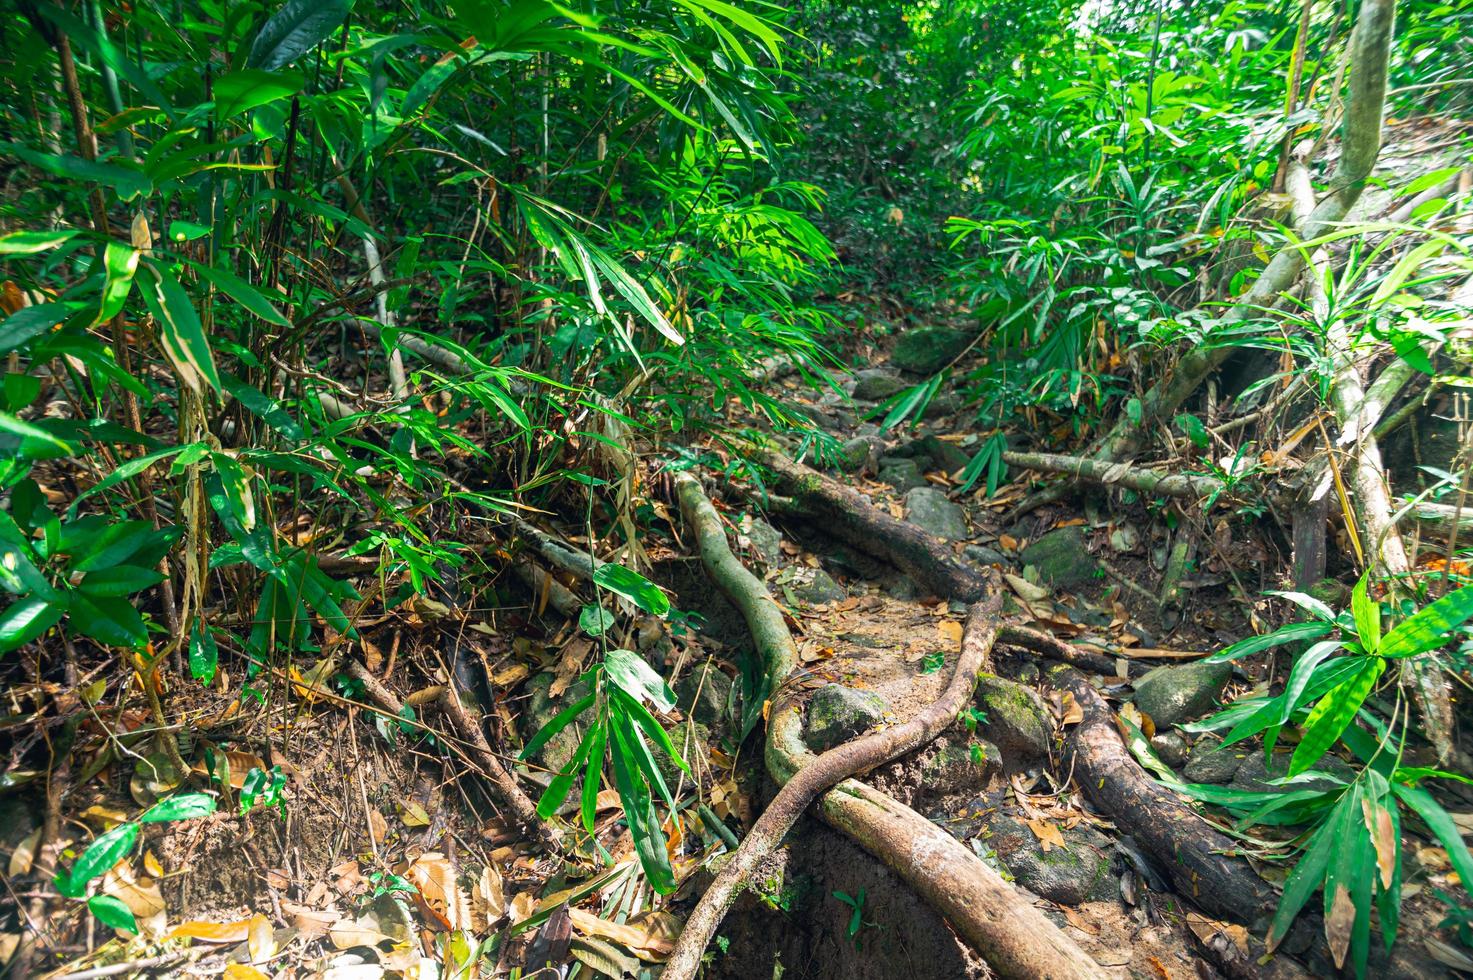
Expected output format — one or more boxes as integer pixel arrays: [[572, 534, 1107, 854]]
[[1003, 451, 1226, 499], [669, 471, 1104, 980], [750, 446, 991, 600], [997, 624, 1123, 675], [1049, 665, 1280, 926]]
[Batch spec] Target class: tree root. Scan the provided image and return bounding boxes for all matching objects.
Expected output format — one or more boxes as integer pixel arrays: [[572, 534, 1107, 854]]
[[1049, 665, 1279, 927], [669, 471, 1104, 980], [997, 624, 1123, 676], [1003, 451, 1227, 499]]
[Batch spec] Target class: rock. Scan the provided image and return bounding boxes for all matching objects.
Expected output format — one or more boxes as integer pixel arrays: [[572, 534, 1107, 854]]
[[879, 458, 926, 492], [891, 326, 971, 374], [884, 575, 920, 600], [744, 518, 783, 567], [1019, 526, 1097, 588], [676, 664, 733, 730], [1131, 661, 1231, 727], [922, 391, 963, 419], [851, 369, 907, 401], [975, 676, 1052, 764], [1149, 731, 1190, 768], [921, 738, 1001, 796], [658, 719, 712, 785], [1308, 577, 1352, 609], [1183, 739, 1244, 784], [794, 568, 847, 604], [912, 434, 970, 474], [1232, 750, 1358, 795], [904, 487, 969, 541], [519, 673, 592, 771], [837, 436, 874, 472], [987, 814, 1115, 905], [963, 544, 1007, 566], [805, 685, 889, 752]]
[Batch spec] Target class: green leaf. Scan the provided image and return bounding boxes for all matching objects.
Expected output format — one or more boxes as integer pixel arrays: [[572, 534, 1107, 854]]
[[213, 68, 306, 118], [59, 822, 139, 897], [520, 692, 595, 761], [192, 263, 291, 327], [0, 229, 80, 254], [70, 442, 206, 514], [579, 603, 616, 637], [1289, 658, 1384, 776], [1174, 413, 1208, 448], [1351, 575, 1380, 654], [87, 894, 138, 933], [612, 687, 689, 777], [592, 562, 669, 616], [190, 624, 219, 683], [604, 648, 675, 711], [0, 304, 71, 355], [78, 565, 166, 597], [247, 0, 351, 70], [580, 725, 607, 835], [1268, 785, 1353, 949], [96, 243, 140, 326], [0, 411, 74, 453], [69, 593, 149, 648], [72, 520, 159, 572], [1205, 620, 1332, 663], [1278, 640, 1345, 723], [0, 597, 65, 653], [4, 143, 151, 200], [139, 261, 220, 393], [608, 719, 675, 894], [1378, 585, 1473, 659], [140, 792, 217, 823]]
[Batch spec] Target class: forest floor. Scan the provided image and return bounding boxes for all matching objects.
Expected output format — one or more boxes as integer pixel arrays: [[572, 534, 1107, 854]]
[[17, 301, 1470, 980]]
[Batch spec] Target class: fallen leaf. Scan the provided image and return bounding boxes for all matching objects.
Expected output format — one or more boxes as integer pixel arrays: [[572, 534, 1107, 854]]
[[8, 828, 40, 877], [247, 914, 275, 964], [1025, 818, 1066, 852], [170, 919, 251, 943], [103, 863, 167, 939], [472, 863, 507, 928], [368, 809, 388, 845], [936, 621, 963, 646], [1059, 692, 1084, 726], [405, 852, 469, 932], [1060, 905, 1097, 935], [282, 902, 340, 938], [568, 907, 678, 961], [1003, 573, 1050, 603], [223, 966, 270, 980], [400, 800, 431, 827], [143, 850, 164, 878]]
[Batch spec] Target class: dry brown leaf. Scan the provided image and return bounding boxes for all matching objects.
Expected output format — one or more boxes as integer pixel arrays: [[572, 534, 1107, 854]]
[[936, 621, 963, 646], [1059, 692, 1084, 726], [8, 828, 40, 877], [1025, 818, 1066, 852], [472, 863, 507, 929], [405, 852, 469, 932], [1003, 573, 1050, 603], [568, 907, 678, 962], [998, 534, 1018, 551], [508, 891, 537, 926], [1184, 912, 1249, 955], [1363, 797, 1397, 888], [282, 902, 340, 939], [1060, 906, 1097, 935], [170, 919, 252, 943], [247, 914, 275, 964], [368, 809, 388, 845], [1145, 955, 1172, 979], [1325, 884, 1355, 968], [189, 750, 266, 789], [102, 861, 166, 938]]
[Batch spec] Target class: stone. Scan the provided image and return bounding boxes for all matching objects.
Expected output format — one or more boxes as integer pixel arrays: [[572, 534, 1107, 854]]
[[794, 568, 847, 604], [676, 663, 733, 730], [987, 814, 1115, 905], [838, 436, 874, 472], [963, 544, 1007, 566], [921, 738, 1001, 796], [922, 391, 963, 419], [519, 673, 592, 771], [1308, 577, 1352, 609], [904, 487, 969, 541], [805, 685, 889, 752], [879, 458, 926, 492], [1183, 739, 1244, 784], [851, 369, 907, 401], [1149, 731, 1190, 768], [658, 719, 712, 785], [744, 518, 783, 567], [884, 575, 920, 600], [975, 676, 1052, 764], [1131, 661, 1231, 728], [1232, 750, 1358, 795], [1019, 526, 1097, 589], [891, 326, 971, 374], [914, 434, 971, 474]]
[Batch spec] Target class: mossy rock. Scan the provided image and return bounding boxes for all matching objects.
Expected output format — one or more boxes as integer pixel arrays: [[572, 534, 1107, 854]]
[[1019, 526, 1096, 589], [519, 673, 592, 772], [975, 676, 1051, 764], [676, 663, 733, 731], [987, 814, 1115, 905], [805, 685, 889, 752], [920, 737, 1001, 796], [1131, 661, 1230, 728], [891, 326, 971, 374]]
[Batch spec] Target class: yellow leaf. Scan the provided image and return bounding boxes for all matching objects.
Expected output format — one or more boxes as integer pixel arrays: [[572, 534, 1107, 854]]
[[8, 829, 40, 877], [936, 621, 963, 646], [400, 800, 431, 827], [223, 966, 269, 980], [1025, 818, 1066, 852], [143, 849, 164, 877], [171, 919, 252, 943]]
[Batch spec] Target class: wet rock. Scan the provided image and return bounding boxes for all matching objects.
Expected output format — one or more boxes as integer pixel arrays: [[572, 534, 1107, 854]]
[[975, 676, 1052, 764], [676, 663, 733, 730], [1149, 731, 1190, 768], [963, 544, 1007, 566], [519, 673, 592, 771], [837, 436, 875, 472], [794, 568, 847, 604], [1019, 526, 1097, 589], [851, 369, 907, 401], [879, 458, 926, 492], [744, 518, 783, 567], [921, 737, 1002, 796], [1232, 750, 1358, 794], [987, 814, 1115, 905], [1183, 739, 1244, 784], [904, 487, 969, 541], [891, 326, 970, 374], [1131, 661, 1231, 727], [805, 685, 889, 752]]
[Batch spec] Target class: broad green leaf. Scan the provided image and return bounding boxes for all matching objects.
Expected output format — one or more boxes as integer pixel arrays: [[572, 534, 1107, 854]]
[[0, 597, 65, 653], [580, 724, 607, 835], [96, 243, 140, 326], [0, 229, 80, 254], [221, 374, 304, 440], [192, 263, 291, 327], [1289, 658, 1384, 776], [1278, 640, 1346, 723], [603, 647, 675, 711], [1378, 585, 1473, 659], [592, 562, 669, 616], [1174, 413, 1208, 447], [520, 691, 595, 761], [58, 822, 139, 897], [1392, 783, 1473, 898], [70, 442, 206, 514], [140, 791, 217, 823], [69, 593, 149, 648], [190, 624, 219, 683], [1205, 620, 1332, 663], [579, 603, 616, 637], [0, 411, 73, 452], [536, 721, 600, 819], [4, 143, 151, 200], [1350, 576, 1380, 654], [78, 565, 166, 597], [1268, 786, 1352, 949], [139, 261, 220, 393], [607, 719, 675, 893], [0, 304, 70, 355], [247, 0, 352, 70], [72, 520, 159, 572], [88, 894, 137, 933], [213, 69, 306, 118], [1266, 590, 1340, 622]]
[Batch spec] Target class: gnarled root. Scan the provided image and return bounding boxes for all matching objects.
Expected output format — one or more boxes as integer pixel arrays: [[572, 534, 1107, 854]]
[[668, 470, 1104, 980]]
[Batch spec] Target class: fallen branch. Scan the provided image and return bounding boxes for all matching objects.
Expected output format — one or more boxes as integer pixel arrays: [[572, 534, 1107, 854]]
[[1003, 451, 1226, 499], [668, 472, 1103, 980]]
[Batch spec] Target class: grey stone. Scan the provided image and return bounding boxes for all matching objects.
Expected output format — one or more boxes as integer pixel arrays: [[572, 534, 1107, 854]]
[[1019, 526, 1097, 589], [1149, 731, 1190, 768], [794, 568, 847, 604], [745, 518, 783, 566], [519, 673, 592, 771], [963, 544, 1007, 566], [1232, 750, 1358, 795], [676, 664, 732, 730], [884, 575, 921, 600], [904, 487, 969, 541], [975, 676, 1052, 764], [805, 685, 889, 752], [921, 738, 1001, 796], [851, 369, 907, 401], [879, 458, 926, 492], [914, 434, 970, 474], [837, 436, 874, 472], [892, 326, 971, 374], [1131, 661, 1231, 727], [1183, 739, 1245, 784], [922, 391, 963, 419], [988, 814, 1115, 905]]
